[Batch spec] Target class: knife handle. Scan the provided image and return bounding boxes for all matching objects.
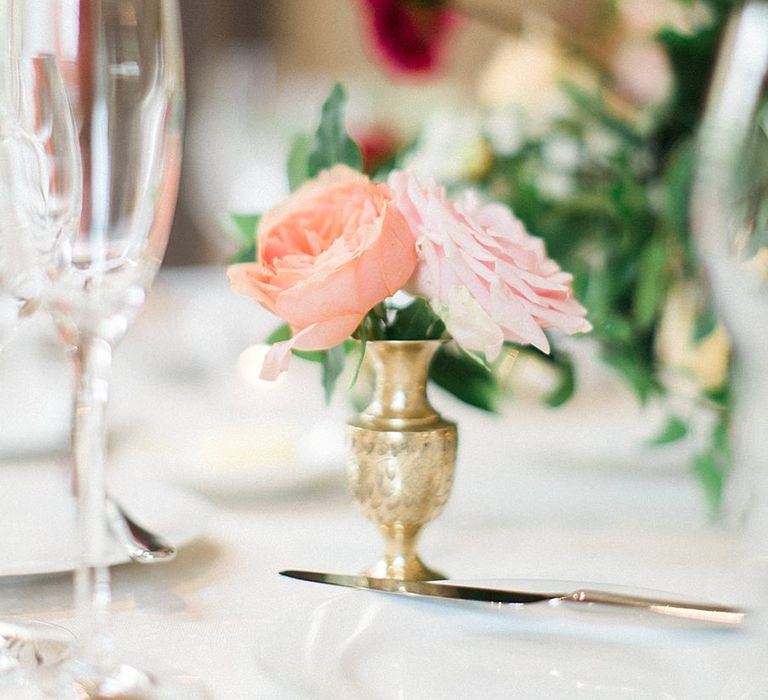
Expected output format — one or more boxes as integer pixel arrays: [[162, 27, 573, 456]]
[[567, 589, 745, 625]]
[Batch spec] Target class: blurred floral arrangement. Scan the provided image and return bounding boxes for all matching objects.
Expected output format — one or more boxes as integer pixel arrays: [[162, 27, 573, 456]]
[[352, 0, 736, 509], [228, 84, 590, 404], [230, 0, 738, 510]]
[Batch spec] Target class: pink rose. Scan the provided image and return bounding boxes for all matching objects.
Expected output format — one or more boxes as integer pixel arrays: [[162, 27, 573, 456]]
[[228, 165, 418, 380], [389, 170, 591, 360]]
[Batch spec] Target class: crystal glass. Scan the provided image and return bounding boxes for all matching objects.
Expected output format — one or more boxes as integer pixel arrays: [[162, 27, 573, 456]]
[[694, 0, 768, 554], [0, 52, 80, 685], [18, 1, 204, 697], [693, 0, 768, 683]]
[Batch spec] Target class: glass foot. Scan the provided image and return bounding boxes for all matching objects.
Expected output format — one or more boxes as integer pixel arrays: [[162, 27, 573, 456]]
[[0, 619, 75, 699], [0, 619, 74, 675]]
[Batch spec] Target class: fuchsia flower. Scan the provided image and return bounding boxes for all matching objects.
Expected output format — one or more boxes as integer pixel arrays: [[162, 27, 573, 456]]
[[358, 0, 456, 74], [388, 170, 592, 360]]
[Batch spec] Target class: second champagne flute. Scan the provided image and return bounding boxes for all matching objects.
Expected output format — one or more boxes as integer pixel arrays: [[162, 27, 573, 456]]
[[0, 52, 81, 691]]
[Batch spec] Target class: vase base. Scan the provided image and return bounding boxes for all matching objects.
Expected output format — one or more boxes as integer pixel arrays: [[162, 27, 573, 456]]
[[366, 556, 446, 581]]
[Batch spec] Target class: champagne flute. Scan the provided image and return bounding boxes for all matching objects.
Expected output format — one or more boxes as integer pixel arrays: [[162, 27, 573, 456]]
[[0, 53, 81, 687], [22, 1, 204, 696], [693, 0, 768, 686], [694, 0, 768, 555]]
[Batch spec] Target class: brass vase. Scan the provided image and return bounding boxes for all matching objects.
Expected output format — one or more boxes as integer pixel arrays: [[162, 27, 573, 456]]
[[346, 340, 457, 581]]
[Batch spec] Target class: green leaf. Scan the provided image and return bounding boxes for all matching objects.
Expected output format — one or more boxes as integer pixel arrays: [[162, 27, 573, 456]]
[[230, 213, 260, 263], [307, 84, 363, 177], [693, 451, 725, 514], [633, 234, 668, 329], [287, 133, 312, 191], [266, 324, 324, 362], [266, 324, 291, 344], [561, 82, 643, 145], [231, 244, 256, 264], [231, 213, 260, 242], [692, 303, 717, 341], [655, 24, 723, 151], [660, 139, 694, 250], [704, 384, 730, 407], [601, 351, 659, 403], [593, 315, 634, 344], [545, 357, 575, 408], [350, 335, 367, 388], [356, 304, 388, 341], [293, 349, 325, 363], [650, 416, 688, 445], [693, 410, 731, 513], [322, 344, 347, 402], [429, 344, 499, 412], [387, 299, 445, 340]]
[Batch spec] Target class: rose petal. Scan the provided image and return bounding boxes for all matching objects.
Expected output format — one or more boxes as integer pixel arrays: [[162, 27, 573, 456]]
[[390, 169, 589, 359]]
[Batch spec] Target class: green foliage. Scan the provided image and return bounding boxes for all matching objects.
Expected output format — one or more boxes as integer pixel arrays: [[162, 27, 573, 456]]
[[322, 344, 347, 403], [653, 0, 737, 155], [233, 3, 739, 507], [452, 0, 737, 508], [429, 343, 500, 412], [694, 412, 730, 513], [543, 354, 576, 408], [287, 133, 312, 191], [633, 232, 669, 330], [385, 299, 445, 340], [230, 213, 260, 263], [283, 83, 363, 195], [650, 416, 689, 445], [266, 324, 291, 345], [307, 84, 363, 177], [266, 323, 324, 363]]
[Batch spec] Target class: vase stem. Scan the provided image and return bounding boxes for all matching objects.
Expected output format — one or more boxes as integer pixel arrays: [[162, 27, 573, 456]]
[[347, 340, 457, 581], [371, 524, 445, 581]]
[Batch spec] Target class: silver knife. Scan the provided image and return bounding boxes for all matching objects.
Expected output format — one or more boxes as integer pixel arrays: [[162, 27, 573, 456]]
[[280, 570, 745, 626]]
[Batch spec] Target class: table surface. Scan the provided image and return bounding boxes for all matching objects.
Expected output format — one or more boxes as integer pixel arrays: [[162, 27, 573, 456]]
[[0, 266, 763, 699]]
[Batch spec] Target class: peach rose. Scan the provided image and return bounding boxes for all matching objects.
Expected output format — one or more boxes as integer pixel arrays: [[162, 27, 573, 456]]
[[228, 165, 418, 380], [389, 170, 591, 360]]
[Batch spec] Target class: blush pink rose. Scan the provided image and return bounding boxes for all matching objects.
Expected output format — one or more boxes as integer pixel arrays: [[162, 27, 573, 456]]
[[389, 170, 591, 360], [228, 165, 418, 380]]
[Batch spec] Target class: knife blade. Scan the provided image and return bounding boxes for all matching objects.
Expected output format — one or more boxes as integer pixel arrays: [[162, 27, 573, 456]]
[[279, 570, 745, 626]]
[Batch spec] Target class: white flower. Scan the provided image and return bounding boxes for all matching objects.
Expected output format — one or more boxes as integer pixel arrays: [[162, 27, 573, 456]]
[[403, 110, 486, 184], [541, 136, 581, 172], [476, 30, 595, 128], [536, 171, 575, 200], [483, 106, 525, 156]]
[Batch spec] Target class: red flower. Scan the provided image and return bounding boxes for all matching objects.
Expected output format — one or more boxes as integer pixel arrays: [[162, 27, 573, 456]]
[[359, 0, 456, 74], [349, 123, 402, 174]]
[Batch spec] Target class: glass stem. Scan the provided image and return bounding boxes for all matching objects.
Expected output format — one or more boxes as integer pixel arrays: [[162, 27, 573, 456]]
[[73, 334, 114, 667]]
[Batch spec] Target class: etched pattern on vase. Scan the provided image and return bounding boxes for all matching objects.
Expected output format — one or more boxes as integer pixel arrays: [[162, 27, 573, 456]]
[[346, 340, 457, 580]]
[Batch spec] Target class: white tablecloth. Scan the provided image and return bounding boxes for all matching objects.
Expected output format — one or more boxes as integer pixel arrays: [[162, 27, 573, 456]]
[[0, 266, 763, 699]]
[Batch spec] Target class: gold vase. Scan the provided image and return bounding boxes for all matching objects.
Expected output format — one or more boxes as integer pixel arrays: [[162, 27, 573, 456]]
[[346, 340, 457, 581]]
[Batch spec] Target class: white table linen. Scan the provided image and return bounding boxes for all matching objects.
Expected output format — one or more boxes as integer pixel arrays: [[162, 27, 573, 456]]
[[0, 266, 760, 699]]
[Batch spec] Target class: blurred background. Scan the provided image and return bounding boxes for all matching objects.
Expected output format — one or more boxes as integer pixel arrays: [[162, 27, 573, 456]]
[[171, 0, 509, 263], [165, 0, 739, 513]]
